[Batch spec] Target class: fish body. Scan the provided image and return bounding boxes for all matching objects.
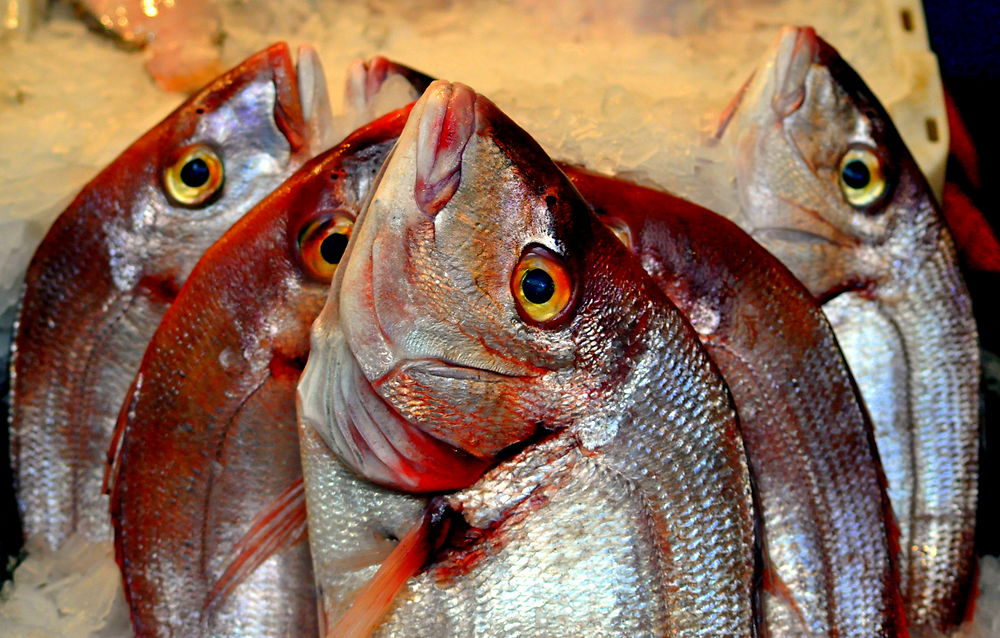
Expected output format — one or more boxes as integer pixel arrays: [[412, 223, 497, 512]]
[[10, 43, 330, 553], [570, 167, 906, 635], [719, 26, 979, 631], [298, 81, 757, 636], [108, 107, 412, 637]]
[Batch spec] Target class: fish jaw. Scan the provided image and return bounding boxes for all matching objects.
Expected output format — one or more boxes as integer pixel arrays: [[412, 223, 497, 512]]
[[10, 42, 329, 553]]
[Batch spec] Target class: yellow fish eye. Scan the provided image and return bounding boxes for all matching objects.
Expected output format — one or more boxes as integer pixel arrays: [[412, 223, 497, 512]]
[[164, 145, 224, 206], [511, 247, 573, 325], [297, 213, 355, 283], [838, 147, 887, 209]]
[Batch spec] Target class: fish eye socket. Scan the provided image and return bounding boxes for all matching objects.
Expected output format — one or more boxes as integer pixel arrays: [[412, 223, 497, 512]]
[[298, 213, 355, 282], [512, 246, 573, 325], [838, 147, 887, 209], [164, 145, 224, 206]]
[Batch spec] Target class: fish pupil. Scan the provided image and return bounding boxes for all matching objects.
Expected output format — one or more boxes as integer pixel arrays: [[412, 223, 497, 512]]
[[842, 159, 870, 189], [180, 158, 211, 188], [522, 269, 555, 304], [320, 233, 349, 265]]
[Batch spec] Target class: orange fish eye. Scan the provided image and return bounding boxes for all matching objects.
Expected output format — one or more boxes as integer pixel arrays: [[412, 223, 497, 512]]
[[164, 144, 224, 207], [511, 246, 574, 325], [297, 213, 355, 282]]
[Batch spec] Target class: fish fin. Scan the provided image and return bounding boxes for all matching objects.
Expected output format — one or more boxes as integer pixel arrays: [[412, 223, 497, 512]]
[[104, 374, 142, 498], [206, 478, 308, 608], [713, 70, 755, 142], [945, 89, 980, 190], [329, 509, 434, 638], [942, 181, 1000, 273]]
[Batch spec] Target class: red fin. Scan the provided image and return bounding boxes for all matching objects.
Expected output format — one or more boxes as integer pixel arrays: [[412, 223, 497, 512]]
[[206, 478, 308, 608], [942, 181, 1000, 273], [945, 89, 980, 189], [714, 71, 755, 141], [104, 374, 142, 498], [329, 510, 434, 638]]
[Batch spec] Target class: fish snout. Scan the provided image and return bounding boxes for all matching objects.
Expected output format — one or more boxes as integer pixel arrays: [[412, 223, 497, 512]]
[[414, 81, 477, 217], [296, 45, 337, 151], [771, 26, 820, 118]]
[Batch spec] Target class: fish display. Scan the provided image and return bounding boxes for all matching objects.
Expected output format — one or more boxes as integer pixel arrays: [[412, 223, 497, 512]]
[[715, 26, 980, 631], [9, 42, 333, 553], [298, 81, 757, 635], [2, 11, 989, 636], [107, 105, 411, 637], [569, 167, 906, 635]]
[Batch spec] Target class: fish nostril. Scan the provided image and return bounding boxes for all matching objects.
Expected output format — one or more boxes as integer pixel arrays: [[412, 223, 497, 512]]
[[414, 81, 476, 217]]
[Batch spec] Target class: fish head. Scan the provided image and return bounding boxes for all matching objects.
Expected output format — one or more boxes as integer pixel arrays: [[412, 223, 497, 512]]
[[298, 81, 658, 493], [723, 26, 937, 300], [60, 42, 334, 292]]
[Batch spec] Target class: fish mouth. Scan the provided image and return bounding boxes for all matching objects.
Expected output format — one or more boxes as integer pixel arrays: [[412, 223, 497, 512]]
[[257, 43, 336, 155], [770, 26, 820, 119], [347, 56, 435, 110], [392, 359, 524, 383], [298, 336, 491, 494], [294, 45, 337, 151]]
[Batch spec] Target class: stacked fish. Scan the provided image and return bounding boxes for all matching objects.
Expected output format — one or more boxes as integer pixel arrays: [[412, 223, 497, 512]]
[[6, 25, 984, 638]]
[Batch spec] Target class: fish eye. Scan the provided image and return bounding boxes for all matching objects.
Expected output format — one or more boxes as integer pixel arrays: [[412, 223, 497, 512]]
[[838, 147, 887, 209], [297, 213, 355, 282], [164, 145, 224, 206], [511, 246, 573, 325]]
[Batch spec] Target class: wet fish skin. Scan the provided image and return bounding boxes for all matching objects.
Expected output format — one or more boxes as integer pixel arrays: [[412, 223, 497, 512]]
[[569, 167, 907, 635], [721, 26, 979, 632], [10, 42, 328, 553], [107, 107, 413, 638], [298, 81, 757, 636]]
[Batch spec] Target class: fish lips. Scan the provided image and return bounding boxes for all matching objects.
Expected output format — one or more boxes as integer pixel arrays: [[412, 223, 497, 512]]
[[298, 333, 491, 493]]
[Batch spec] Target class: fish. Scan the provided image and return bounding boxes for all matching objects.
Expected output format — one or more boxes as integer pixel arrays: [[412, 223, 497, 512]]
[[107, 105, 412, 637], [342, 68, 902, 634], [570, 167, 907, 635], [9, 42, 333, 553], [716, 25, 979, 632], [298, 80, 757, 636]]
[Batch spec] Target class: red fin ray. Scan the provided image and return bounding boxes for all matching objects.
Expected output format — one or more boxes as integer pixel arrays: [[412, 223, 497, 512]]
[[329, 508, 436, 638], [206, 478, 309, 608]]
